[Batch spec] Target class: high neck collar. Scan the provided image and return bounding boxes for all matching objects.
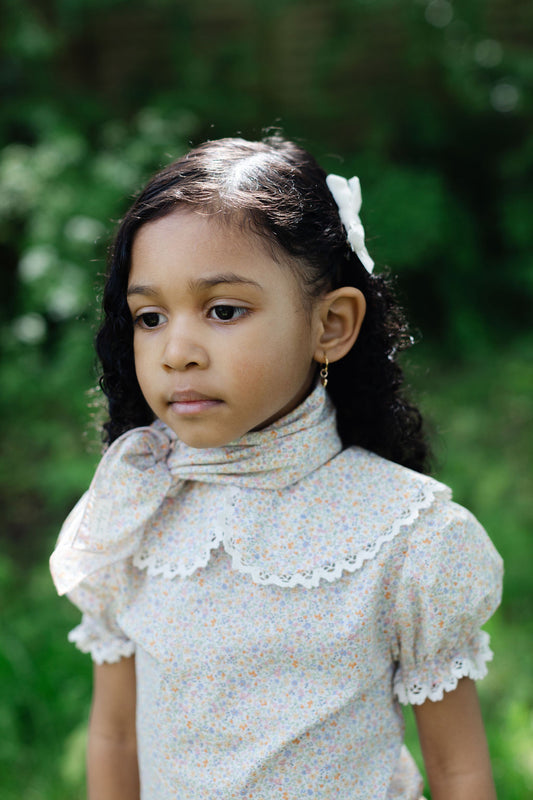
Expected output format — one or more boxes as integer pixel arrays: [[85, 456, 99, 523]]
[[159, 381, 343, 490]]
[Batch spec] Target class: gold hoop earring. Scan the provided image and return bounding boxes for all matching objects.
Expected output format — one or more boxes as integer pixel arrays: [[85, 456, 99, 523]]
[[319, 355, 329, 388]]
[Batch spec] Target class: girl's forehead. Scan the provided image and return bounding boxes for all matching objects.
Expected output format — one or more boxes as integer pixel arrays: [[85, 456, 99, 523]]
[[129, 209, 303, 295], [133, 208, 263, 258]]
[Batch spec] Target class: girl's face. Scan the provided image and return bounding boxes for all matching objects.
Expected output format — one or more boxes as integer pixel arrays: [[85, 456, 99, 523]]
[[127, 210, 323, 448]]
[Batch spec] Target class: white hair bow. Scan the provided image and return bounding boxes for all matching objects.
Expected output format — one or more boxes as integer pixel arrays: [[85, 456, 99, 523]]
[[326, 174, 374, 274]]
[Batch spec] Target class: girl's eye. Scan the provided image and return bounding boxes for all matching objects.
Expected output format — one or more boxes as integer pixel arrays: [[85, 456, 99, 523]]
[[209, 305, 247, 322], [135, 312, 166, 329]]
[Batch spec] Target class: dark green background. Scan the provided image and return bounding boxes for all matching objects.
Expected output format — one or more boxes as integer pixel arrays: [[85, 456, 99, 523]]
[[1, 1, 532, 797]]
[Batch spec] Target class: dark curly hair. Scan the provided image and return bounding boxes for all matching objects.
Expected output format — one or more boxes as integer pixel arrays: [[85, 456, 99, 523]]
[[96, 136, 431, 472]]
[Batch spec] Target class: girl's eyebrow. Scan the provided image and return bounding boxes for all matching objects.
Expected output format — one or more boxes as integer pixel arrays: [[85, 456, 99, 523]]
[[189, 273, 263, 292], [127, 284, 159, 298], [127, 273, 263, 298]]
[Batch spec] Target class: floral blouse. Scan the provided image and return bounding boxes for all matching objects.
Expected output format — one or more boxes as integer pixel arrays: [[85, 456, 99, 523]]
[[50, 384, 503, 799]]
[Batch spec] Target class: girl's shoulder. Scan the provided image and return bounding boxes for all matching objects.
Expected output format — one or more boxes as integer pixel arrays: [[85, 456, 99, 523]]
[[334, 444, 449, 502], [332, 444, 501, 552], [335, 445, 502, 582], [320, 444, 453, 541]]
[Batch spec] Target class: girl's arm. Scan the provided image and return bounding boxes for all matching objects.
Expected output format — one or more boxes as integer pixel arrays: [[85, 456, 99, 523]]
[[414, 677, 496, 800], [88, 655, 140, 800]]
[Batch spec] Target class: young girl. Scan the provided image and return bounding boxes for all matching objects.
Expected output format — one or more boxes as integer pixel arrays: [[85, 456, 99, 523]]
[[50, 136, 503, 800]]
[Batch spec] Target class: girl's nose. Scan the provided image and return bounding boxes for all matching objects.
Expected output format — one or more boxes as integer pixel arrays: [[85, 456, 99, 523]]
[[161, 323, 209, 371]]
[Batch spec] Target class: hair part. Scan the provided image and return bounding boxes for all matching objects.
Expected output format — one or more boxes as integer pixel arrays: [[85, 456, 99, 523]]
[[96, 135, 431, 473]]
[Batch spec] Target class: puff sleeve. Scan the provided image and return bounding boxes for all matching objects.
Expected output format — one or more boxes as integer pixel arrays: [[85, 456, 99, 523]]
[[66, 568, 136, 664], [390, 499, 503, 705]]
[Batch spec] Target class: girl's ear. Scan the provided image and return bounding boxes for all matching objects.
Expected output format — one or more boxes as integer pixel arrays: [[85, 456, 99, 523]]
[[313, 287, 366, 364]]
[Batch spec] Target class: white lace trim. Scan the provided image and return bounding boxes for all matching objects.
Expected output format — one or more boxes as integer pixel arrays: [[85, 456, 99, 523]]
[[132, 523, 225, 578], [68, 624, 136, 665], [132, 480, 448, 588], [394, 631, 494, 706]]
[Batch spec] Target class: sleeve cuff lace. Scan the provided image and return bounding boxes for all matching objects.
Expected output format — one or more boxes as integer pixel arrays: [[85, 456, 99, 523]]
[[68, 616, 135, 664], [393, 630, 494, 705]]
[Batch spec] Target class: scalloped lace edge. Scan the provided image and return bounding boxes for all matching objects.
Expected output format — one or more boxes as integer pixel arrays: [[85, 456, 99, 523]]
[[131, 480, 449, 588], [68, 625, 135, 665], [132, 524, 225, 579], [393, 631, 493, 706]]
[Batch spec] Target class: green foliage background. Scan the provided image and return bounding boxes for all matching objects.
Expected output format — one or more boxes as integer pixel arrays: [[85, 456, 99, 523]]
[[1, 1, 532, 797]]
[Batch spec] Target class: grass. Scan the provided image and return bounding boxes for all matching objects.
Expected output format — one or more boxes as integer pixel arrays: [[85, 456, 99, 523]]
[[1, 342, 531, 798]]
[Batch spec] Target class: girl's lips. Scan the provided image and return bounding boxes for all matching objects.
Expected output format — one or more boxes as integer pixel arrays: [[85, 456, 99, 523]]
[[168, 391, 222, 415], [169, 399, 222, 415]]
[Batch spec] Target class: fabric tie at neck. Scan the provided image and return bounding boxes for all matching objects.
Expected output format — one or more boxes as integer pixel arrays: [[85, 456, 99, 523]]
[[163, 382, 341, 489]]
